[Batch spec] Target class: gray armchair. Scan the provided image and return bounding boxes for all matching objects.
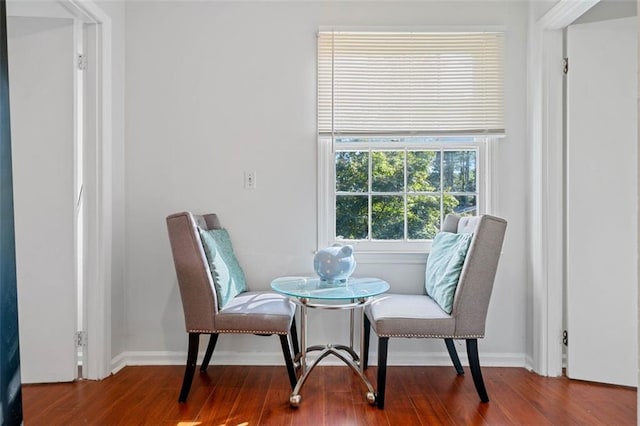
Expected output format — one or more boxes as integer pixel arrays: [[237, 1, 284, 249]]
[[363, 214, 507, 408], [166, 212, 299, 402]]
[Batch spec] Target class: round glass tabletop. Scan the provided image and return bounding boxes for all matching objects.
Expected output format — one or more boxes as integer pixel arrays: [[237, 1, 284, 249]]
[[271, 276, 390, 300]]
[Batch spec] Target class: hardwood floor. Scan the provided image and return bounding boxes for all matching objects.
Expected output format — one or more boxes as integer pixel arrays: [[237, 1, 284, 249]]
[[22, 365, 636, 425]]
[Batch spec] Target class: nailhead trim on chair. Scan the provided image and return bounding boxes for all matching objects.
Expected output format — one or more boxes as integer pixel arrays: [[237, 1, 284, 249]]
[[216, 329, 289, 335], [377, 333, 484, 338], [188, 329, 288, 335]]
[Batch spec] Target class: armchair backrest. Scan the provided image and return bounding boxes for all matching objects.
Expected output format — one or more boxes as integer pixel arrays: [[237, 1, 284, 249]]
[[442, 214, 507, 337], [166, 211, 221, 332]]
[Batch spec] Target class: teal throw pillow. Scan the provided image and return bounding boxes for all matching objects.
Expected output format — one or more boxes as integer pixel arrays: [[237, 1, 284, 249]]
[[425, 231, 473, 314], [198, 228, 248, 309]]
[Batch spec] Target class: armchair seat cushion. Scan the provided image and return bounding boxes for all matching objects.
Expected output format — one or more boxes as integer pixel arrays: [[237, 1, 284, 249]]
[[215, 291, 295, 335], [366, 293, 455, 338]]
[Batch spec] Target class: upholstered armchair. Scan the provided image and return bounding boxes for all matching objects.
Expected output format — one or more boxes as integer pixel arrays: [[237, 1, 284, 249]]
[[166, 212, 299, 402], [363, 214, 507, 408]]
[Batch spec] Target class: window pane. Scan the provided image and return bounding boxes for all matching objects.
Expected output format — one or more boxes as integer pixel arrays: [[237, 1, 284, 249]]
[[443, 195, 477, 217], [371, 195, 404, 239], [372, 151, 404, 192], [407, 195, 441, 239], [443, 151, 476, 192], [336, 151, 369, 192], [407, 150, 440, 192], [336, 195, 368, 239]]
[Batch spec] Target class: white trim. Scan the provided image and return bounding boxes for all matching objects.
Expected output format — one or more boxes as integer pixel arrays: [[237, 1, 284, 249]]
[[544, 28, 565, 377], [317, 137, 332, 250], [72, 16, 84, 376], [111, 350, 528, 373], [356, 252, 427, 265], [528, 0, 599, 377], [386, 351, 526, 368], [486, 134, 497, 215], [318, 25, 507, 33], [57, 0, 113, 380], [109, 352, 127, 375], [537, 1, 600, 30], [524, 354, 535, 372]]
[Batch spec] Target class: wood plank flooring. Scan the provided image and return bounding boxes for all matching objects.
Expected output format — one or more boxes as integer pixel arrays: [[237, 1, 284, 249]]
[[22, 365, 636, 425]]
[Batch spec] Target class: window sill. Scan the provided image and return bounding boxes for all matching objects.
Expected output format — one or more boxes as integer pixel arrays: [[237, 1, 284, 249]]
[[353, 251, 428, 265]]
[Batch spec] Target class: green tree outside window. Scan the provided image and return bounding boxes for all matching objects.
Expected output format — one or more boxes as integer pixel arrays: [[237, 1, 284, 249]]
[[335, 148, 477, 241]]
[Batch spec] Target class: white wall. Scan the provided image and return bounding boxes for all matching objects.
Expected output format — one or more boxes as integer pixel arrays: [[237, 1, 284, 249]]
[[574, 0, 636, 24], [531, 0, 561, 21], [123, 0, 529, 366]]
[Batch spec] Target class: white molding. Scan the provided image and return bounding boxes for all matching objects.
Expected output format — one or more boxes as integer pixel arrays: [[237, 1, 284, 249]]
[[111, 350, 528, 374], [524, 354, 535, 372], [57, 0, 113, 380], [113, 351, 293, 370], [543, 28, 565, 378], [485, 136, 496, 215], [528, 0, 599, 377], [386, 352, 526, 368], [109, 352, 127, 375], [538, 0, 600, 30], [318, 25, 507, 33], [317, 137, 332, 250], [355, 252, 427, 265]]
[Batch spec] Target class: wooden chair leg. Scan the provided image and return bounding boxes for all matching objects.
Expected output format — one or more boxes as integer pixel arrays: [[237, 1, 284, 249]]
[[466, 338, 489, 402], [363, 314, 371, 369], [279, 334, 298, 390], [179, 333, 200, 403], [200, 333, 218, 372], [290, 319, 300, 357], [376, 336, 389, 409], [444, 338, 464, 375]]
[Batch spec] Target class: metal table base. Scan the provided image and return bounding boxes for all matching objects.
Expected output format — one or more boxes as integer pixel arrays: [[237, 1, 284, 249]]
[[289, 297, 377, 407]]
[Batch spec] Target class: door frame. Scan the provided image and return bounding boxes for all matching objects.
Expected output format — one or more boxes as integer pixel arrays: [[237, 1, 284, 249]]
[[6, 0, 112, 380], [528, 0, 599, 376], [57, 0, 113, 380]]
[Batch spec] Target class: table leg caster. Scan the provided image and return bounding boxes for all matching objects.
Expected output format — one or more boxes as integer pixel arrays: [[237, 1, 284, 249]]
[[366, 391, 376, 404], [289, 394, 301, 407]]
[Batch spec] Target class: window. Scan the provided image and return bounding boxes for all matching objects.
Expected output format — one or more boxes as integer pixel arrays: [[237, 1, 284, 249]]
[[317, 31, 504, 254]]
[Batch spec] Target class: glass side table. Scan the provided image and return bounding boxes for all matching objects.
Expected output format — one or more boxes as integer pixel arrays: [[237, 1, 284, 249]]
[[270, 276, 390, 407]]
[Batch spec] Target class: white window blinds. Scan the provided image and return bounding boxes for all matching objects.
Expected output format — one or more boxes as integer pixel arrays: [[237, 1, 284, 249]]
[[318, 31, 505, 136]]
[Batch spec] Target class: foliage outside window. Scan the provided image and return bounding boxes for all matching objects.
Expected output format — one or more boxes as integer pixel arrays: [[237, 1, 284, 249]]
[[335, 141, 478, 242]]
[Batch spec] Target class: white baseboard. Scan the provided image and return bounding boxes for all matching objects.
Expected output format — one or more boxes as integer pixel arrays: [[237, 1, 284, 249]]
[[111, 350, 527, 375], [524, 354, 535, 371], [387, 351, 526, 367]]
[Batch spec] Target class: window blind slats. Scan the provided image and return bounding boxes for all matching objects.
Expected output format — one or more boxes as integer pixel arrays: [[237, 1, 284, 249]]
[[318, 31, 505, 136]]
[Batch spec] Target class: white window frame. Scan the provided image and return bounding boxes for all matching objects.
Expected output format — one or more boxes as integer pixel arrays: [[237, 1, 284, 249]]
[[317, 136, 493, 261]]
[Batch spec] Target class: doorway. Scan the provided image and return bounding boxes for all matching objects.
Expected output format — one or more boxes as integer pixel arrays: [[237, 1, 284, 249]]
[[6, 0, 112, 383], [531, 0, 639, 387], [564, 6, 638, 387], [7, 10, 83, 383]]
